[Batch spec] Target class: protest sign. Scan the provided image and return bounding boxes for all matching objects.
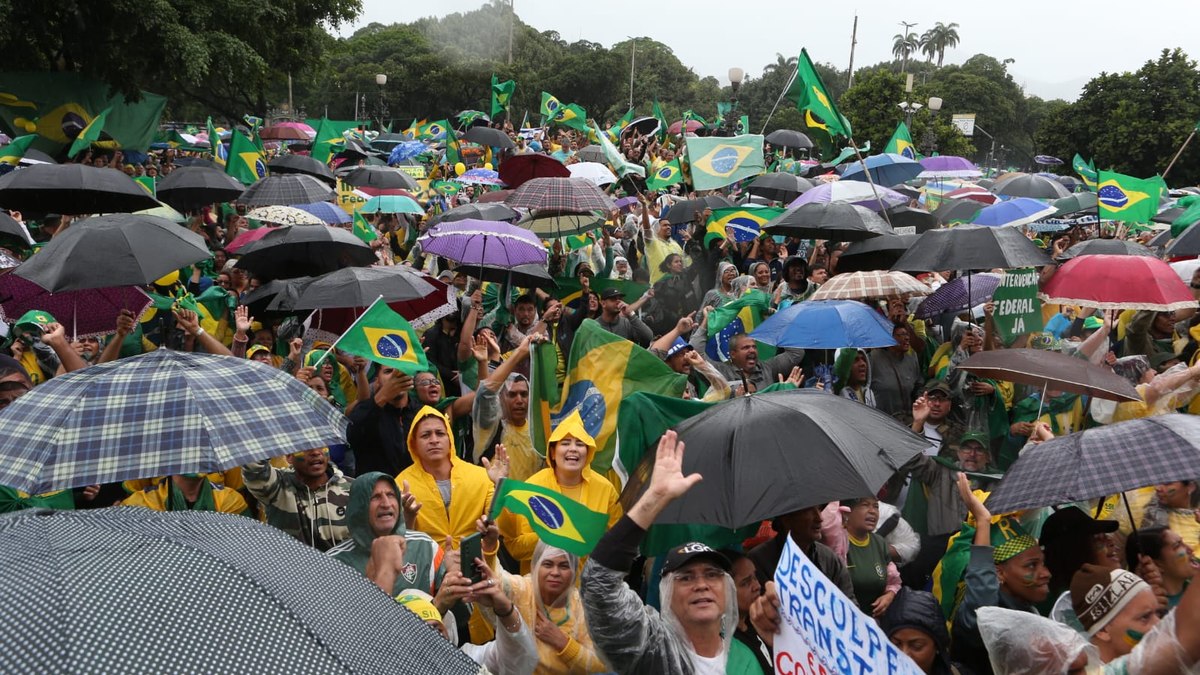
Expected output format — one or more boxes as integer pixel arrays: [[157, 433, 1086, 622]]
[[773, 534, 922, 675], [992, 268, 1043, 342]]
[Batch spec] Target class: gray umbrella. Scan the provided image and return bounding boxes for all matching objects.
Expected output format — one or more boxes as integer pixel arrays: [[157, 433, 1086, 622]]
[[837, 232, 920, 272], [0, 164, 161, 215], [240, 174, 337, 207], [574, 145, 606, 163], [891, 224, 1052, 271], [463, 126, 516, 149], [634, 390, 928, 527], [1056, 239, 1156, 261], [933, 198, 985, 225], [985, 414, 1200, 513], [234, 225, 375, 281], [1052, 192, 1099, 217], [13, 214, 209, 292], [428, 202, 520, 226], [746, 173, 814, 202], [764, 129, 814, 149], [340, 166, 420, 191], [290, 266, 438, 310], [267, 154, 337, 186], [1165, 223, 1200, 258], [992, 174, 1071, 200], [155, 166, 245, 212], [0, 508, 481, 673], [764, 202, 893, 242]]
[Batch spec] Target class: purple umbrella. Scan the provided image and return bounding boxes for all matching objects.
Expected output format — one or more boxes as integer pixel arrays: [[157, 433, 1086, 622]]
[[418, 219, 547, 268], [913, 272, 1003, 319], [917, 156, 982, 179], [0, 274, 153, 338], [614, 196, 639, 213], [787, 182, 909, 212]]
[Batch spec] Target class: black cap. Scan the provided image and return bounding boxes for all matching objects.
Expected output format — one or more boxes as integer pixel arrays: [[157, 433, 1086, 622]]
[[1039, 506, 1119, 546], [600, 287, 625, 300], [923, 380, 951, 397], [660, 542, 731, 577]]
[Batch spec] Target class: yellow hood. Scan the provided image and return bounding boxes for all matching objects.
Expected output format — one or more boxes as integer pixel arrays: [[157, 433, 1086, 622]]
[[546, 409, 596, 469], [406, 405, 458, 469]]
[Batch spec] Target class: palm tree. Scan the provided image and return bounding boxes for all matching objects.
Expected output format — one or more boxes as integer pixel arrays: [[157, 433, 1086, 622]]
[[764, 53, 798, 77], [892, 33, 919, 73], [919, 29, 937, 63], [928, 22, 961, 67]]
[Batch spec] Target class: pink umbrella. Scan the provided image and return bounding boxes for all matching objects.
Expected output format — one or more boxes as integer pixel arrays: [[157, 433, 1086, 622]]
[[667, 119, 705, 135], [226, 226, 279, 254], [274, 121, 316, 136], [944, 186, 998, 204]]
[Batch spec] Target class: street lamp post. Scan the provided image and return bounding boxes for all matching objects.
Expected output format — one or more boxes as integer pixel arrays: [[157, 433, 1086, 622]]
[[717, 67, 745, 137], [922, 96, 942, 156], [375, 73, 389, 132], [897, 73, 922, 129]]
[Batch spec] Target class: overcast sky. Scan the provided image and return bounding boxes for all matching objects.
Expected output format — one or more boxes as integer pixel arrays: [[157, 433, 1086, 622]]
[[339, 0, 1194, 102]]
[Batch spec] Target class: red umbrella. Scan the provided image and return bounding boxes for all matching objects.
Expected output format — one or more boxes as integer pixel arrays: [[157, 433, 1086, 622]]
[[226, 226, 279, 253], [476, 189, 513, 204], [1041, 254, 1199, 312], [944, 186, 998, 204], [667, 119, 705, 134], [498, 153, 568, 190]]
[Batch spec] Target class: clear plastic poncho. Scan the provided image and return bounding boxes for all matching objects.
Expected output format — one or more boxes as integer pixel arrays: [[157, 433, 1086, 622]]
[[657, 568, 739, 673]]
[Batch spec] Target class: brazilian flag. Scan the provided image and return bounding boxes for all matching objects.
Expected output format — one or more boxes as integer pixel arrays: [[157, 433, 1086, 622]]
[[1072, 154, 1098, 191], [417, 120, 446, 140], [207, 117, 226, 169], [646, 159, 682, 190], [1097, 171, 1164, 223], [310, 117, 344, 164], [704, 207, 785, 247], [705, 290, 775, 362], [884, 122, 918, 160], [489, 478, 608, 556], [67, 106, 111, 158], [337, 300, 429, 375], [540, 92, 563, 119], [652, 99, 669, 141], [0, 134, 36, 167], [351, 211, 378, 245], [684, 134, 765, 191], [491, 75, 516, 118], [440, 119, 462, 166], [529, 319, 686, 473], [785, 49, 852, 140], [225, 129, 266, 185]]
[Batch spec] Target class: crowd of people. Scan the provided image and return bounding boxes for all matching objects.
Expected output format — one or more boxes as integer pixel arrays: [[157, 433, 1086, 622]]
[[2, 117, 1200, 675]]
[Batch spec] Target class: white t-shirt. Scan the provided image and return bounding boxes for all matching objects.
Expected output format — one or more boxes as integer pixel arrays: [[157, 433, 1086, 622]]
[[691, 653, 725, 675]]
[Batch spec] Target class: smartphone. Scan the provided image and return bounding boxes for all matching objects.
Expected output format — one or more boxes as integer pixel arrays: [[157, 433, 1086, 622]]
[[460, 532, 484, 584]]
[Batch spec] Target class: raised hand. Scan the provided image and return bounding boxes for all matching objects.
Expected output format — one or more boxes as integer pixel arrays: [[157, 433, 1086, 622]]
[[482, 444, 510, 484]]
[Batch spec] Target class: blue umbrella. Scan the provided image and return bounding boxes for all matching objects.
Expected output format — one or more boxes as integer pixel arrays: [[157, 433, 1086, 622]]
[[294, 201, 351, 224], [750, 300, 897, 349], [970, 197, 1057, 228], [388, 141, 428, 164], [361, 194, 423, 215], [840, 153, 924, 186], [456, 168, 503, 186]]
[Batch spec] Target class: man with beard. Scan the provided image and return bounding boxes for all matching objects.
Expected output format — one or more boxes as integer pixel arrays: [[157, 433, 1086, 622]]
[[690, 330, 804, 395], [243, 447, 353, 551]]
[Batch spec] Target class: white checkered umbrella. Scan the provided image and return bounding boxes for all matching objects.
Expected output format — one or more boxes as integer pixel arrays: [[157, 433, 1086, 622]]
[[0, 508, 482, 673], [0, 350, 347, 494], [810, 271, 930, 301]]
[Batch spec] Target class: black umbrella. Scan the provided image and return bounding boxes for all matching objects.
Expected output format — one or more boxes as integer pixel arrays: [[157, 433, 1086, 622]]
[[171, 157, 214, 168], [0, 508, 479, 673], [635, 390, 928, 527], [0, 164, 160, 215], [462, 126, 515, 149], [13, 214, 209, 292], [575, 145, 605, 163], [155, 166, 245, 212], [239, 174, 337, 208], [1165, 223, 1200, 258], [992, 173, 1071, 200], [1052, 192, 1098, 217], [239, 276, 312, 316], [290, 265, 439, 310], [746, 173, 814, 202], [764, 129, 813, 149], [886, 205, 939, 233], [837, 232, 920, 273], [428, 202, 520, 226], [0, 212, 32, 247], [466, 262, 558, 290], [664, 196, 734, 225], [620, 116, 662, 138], [18, 148, 57, 166], [932, 198, 985, 225], [235, 225, 375, 281], [764, 202, 893, 242], [339, 166, 420, 191], [267, 154, 337, 186], [891, 224, 1052, 271], [1057, 239, 1156, 261], [1147, 227, 1174, 249], [1152, 208, 1184, 225]]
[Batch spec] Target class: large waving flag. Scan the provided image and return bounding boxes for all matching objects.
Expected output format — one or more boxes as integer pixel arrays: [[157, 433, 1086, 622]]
[[646, 158, 683, 190], [706, 289, 775, 362], [440, 119, 462, 166], [310, 117, 344, 164], [652, 100, 669, 140], [225, 130, 266, 185], [1072, 154, 1098, 191], [530, 320, 686, 473], [489, 478, 608, 556], [0, 134, 37, 168], [491, 75, 516, 117], [1097, 171, 1163, 223], [606, 107, 636, 142], [704, 207, 785, 246], [786, 49, 852, 140], [336, 299, 429, 375], [591, 120, 645, 179], [540, 92, 588, 131], [416, 120, 447, 140], [884, 122, 917, 160], [685, 134, 765, 191], [540, 92, 563, 119], [551, 278, 649, 312], [67, 107, 111, 158], [206, 117, 226, 169]]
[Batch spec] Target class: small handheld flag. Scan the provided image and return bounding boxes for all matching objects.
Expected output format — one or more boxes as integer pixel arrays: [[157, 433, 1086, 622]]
[[334, 298, 429, 375], [489, 478, 608, 556]]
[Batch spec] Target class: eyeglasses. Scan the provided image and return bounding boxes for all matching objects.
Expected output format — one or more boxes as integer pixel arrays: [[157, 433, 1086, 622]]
[[673, 567, 725, 586], [414, 379, 439, 387], [926, 392, 950, 401]]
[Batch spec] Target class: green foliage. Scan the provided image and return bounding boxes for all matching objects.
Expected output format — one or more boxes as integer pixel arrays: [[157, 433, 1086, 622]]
[[837, 69, 973, 158], [1036, 48, 1200, 185]]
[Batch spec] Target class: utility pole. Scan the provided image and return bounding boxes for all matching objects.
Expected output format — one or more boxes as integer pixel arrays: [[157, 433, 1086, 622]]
[[507, 0, 514, 65], [628, 38, 637, 110], [899, 21, 917, 75], [846, 14, 858, 89]]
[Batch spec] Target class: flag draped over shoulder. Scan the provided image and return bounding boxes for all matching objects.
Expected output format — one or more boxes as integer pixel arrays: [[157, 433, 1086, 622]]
[[646, 158, 683, 190], [704, 207, 785, 246], [225, 130, 266, 185], [491, 76, 516, 118], [530, 319, 686, 473], [337, 301, 429, 375], [786, 49, 852, 140], [684, 135, 765, 191], [310, 117, 343, 164], [591, 120, 645, 179], [1097, 171, 1164, 223], [67, 107, 111, 158], [1072, 154, 1098, 191], [885, 122, 917, 160], [706, 289, 775, 362], [489, 478, 608, 556]]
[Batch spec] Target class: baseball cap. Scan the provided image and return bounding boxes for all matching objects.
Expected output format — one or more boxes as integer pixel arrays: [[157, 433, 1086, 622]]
[[661, 542, 731, 577], [665, 337, 693, 359], [1082, 316, 1104, 331], [1039, 506, 1118, 547], [246, 344, 271, 360], [13, 310, 55, 337], [923, 380, 952, 397], [957, 431, 990, 449], [600, 287, 625, 300]]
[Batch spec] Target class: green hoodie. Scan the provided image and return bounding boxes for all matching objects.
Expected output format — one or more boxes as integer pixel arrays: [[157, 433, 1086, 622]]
[[327, 471, 443, 596]]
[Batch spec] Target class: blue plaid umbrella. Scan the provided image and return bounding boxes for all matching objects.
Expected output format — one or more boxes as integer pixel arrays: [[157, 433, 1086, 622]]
[[986, 414, 1200, 513], [294, 201, 352, 224], [0, 350, 347, 494]]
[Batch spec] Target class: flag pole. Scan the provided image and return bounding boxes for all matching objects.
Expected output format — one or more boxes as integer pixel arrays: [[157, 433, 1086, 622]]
[[1162, 129, 1196, 180], [848, 138, 894, 228], [312, 295, 385, 368], [760, 67, 799, 135]]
